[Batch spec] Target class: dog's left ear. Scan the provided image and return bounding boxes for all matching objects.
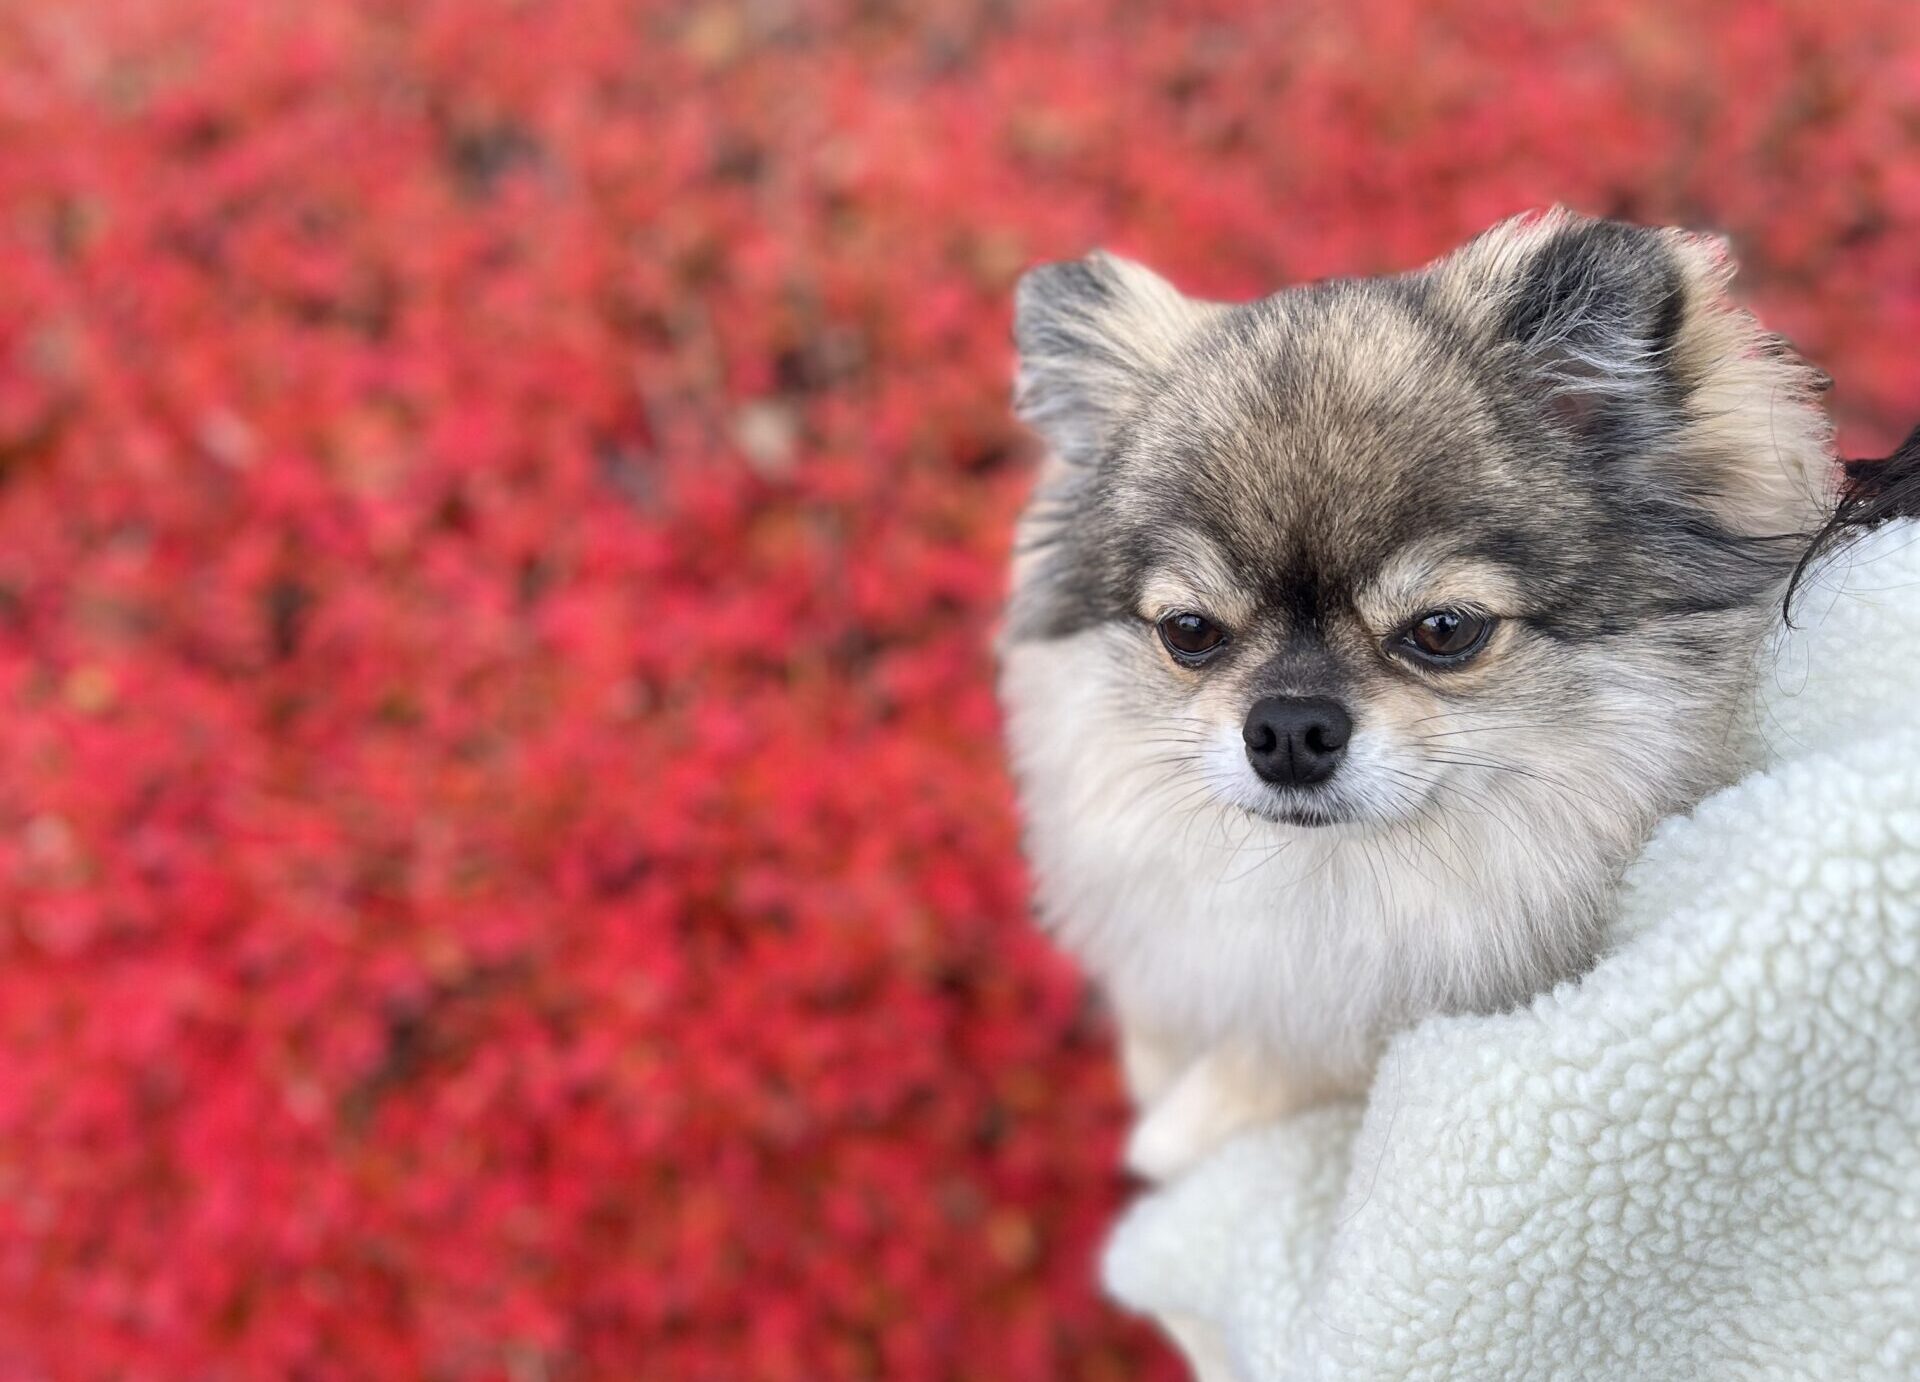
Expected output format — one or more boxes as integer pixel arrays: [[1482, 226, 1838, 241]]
[[1439, 210, 1834, 536], [1498, 219, 1693, 462]]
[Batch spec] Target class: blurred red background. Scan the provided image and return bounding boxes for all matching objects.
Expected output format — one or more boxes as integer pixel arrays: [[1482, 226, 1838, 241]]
[[0, 1, 1915, 1377]]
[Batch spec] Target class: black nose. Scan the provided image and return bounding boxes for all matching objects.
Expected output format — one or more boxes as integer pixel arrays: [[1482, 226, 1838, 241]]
[[1243, 696, 1352, 787]]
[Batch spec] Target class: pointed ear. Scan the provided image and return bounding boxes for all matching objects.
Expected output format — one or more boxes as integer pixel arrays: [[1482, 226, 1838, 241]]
[[1012, 252, 1216, 469], [1435, 210, 1833, 535], [1496, 218, 1695, 459]]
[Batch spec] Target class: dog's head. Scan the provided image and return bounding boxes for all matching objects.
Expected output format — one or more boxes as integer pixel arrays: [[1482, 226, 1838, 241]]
[[1002, 212, 1832, 972]]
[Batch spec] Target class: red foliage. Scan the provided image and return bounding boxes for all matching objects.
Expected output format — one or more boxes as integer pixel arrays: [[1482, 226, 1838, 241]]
[[0, 1, 1914, 1377]]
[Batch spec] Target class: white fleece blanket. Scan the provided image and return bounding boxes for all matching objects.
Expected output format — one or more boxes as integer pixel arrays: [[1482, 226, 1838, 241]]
[[1104, 521, 1920, 1381]]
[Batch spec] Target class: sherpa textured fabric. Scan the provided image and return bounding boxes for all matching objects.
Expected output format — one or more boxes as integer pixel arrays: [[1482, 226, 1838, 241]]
[[1103, 520, 1920, 1381]]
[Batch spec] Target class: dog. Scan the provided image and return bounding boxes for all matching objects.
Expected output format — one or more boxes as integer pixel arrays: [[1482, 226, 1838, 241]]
[[998, 210, 1835, 1180]]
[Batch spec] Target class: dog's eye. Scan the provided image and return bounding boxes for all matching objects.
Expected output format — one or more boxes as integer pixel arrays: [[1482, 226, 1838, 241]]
[[1158, 611, 1228, 664], [1400, 609, 1494, 664]]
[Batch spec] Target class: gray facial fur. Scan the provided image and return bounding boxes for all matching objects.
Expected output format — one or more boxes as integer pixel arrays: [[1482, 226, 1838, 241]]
[[1011, 218, 1811, 652]]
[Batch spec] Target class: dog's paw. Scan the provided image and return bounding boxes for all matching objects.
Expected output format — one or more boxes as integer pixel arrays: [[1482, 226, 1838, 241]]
[[1123, 1045, 1296, 1181]]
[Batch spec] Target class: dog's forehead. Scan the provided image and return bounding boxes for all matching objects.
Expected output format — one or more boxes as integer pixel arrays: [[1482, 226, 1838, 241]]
[[1117, 284, 1521, 589]]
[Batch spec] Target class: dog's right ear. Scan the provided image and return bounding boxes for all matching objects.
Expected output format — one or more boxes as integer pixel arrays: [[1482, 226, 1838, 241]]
[[1013, 253, 1217, 471]]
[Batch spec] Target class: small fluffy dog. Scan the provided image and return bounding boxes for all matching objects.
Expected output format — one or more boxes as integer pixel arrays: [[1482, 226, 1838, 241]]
[[998, 210, 1834, 1179]]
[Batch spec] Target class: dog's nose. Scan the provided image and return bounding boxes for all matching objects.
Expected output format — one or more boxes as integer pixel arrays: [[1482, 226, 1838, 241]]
[[1243, 696, 1352, 787]]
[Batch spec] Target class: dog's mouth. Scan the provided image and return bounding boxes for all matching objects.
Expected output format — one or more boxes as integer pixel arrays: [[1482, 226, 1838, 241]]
[[1200, 731, 1430, 830], [1242, 797, 1351, 829]]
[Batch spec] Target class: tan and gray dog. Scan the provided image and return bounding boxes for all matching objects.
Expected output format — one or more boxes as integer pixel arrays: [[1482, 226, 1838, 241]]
[[999, 210, 1833, 1179]]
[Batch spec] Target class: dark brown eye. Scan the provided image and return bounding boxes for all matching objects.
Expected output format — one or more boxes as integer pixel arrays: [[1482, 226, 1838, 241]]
[[1157, 611, 1228, 663], [1402, 609, 1494, 663]]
